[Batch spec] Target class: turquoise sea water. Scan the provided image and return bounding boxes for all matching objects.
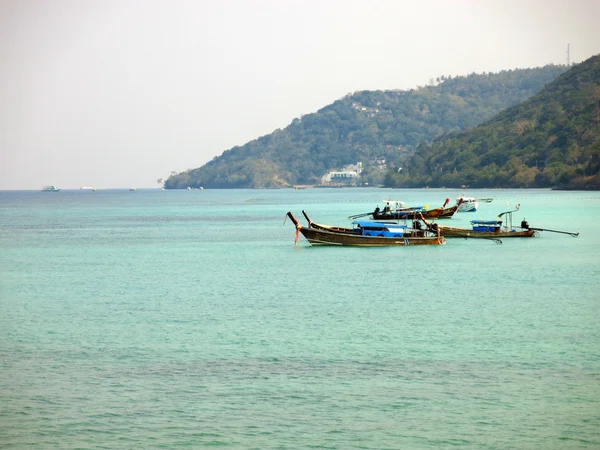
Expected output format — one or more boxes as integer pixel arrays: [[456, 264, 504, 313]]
[[1, 188, 599, 449]]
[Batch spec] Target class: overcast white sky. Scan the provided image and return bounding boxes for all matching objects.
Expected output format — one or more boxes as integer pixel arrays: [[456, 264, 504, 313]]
[[1, 0, 599, 189]]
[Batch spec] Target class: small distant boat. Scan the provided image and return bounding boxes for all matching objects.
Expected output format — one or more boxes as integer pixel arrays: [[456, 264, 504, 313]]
[[129, 188, 137, 191], [80, 186, 96, 191], [42, 185, 60, 192], [286, 211, 444, 246], [477, 197, 494, 203], [456, 197, 478, 212]]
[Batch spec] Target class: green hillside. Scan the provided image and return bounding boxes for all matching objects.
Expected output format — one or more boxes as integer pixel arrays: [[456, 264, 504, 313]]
[[385, 54, 600, 189], [165, 65, 568, 189]]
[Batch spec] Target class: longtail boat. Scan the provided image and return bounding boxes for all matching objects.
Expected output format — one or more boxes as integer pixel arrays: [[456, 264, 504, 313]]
[[435, 221, 536, 238], [286, 211, 444, 246], [423, 205, 542, 239], [350, 198, 461, 221], [371, 203, 460, 220]]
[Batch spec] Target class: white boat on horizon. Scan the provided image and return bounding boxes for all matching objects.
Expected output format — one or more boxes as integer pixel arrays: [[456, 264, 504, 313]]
[[42, 185, 60, 192], [80, 186, 96, 191]]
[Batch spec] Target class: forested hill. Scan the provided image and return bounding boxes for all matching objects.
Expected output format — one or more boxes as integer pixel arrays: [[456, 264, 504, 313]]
[[165, 65, 567, 189], [384, 54, 600, 189]]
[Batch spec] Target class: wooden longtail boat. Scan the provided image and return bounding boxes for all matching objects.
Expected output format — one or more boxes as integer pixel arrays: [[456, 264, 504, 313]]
[[423, 206, 536, 239], [371, 203, 459, 220], [352, 198, 461, 221], [436, 223, 536, 238], [286, 212, 444, 246]]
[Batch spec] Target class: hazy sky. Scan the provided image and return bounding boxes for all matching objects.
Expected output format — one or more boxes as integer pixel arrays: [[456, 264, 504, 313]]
[[1, 0, 599, 189]]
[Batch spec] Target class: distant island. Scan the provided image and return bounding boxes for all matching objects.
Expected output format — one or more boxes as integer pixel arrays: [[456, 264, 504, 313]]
[[165, 56, 599, 190]]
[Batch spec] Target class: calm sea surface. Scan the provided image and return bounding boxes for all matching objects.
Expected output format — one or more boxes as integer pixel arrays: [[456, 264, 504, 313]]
[[1, 188, 599, 449]]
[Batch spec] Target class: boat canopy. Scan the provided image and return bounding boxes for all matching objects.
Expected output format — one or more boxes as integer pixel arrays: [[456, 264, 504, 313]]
[[352, 220, 409, 237], [471, 220, 502, 225], [352, 220, 407, 228]]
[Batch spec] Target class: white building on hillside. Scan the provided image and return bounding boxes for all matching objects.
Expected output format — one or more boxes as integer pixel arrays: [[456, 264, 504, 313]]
[[322, 162, 363, 184]]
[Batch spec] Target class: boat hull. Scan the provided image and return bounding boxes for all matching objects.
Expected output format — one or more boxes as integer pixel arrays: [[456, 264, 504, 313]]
[[298, 226, 444, 246], [457, 204, 477, 212]]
